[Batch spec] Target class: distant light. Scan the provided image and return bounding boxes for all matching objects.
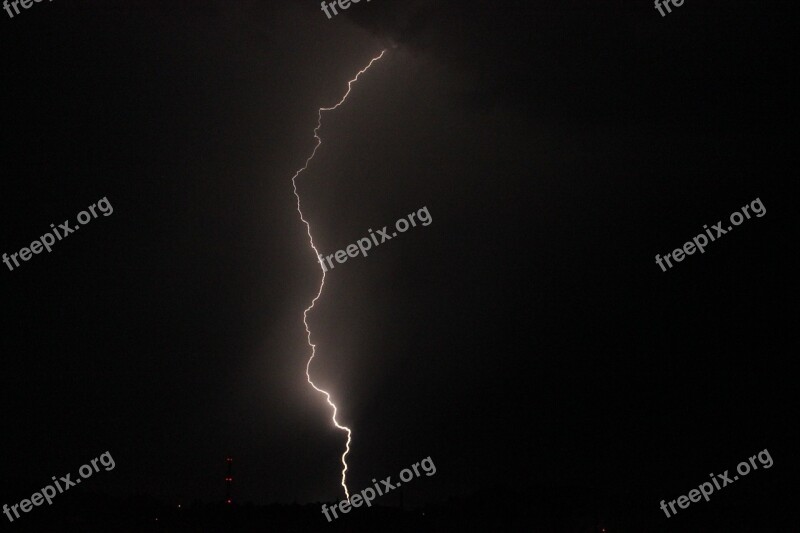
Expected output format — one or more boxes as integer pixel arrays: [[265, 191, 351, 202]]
[[226, 499, 232, 504]]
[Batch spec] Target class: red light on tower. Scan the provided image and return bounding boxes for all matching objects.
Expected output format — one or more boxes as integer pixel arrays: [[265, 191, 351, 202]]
[[225, 456, 233, 504]]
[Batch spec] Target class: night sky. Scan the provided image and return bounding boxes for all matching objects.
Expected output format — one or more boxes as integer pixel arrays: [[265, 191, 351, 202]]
[[1, 1, 796, 531]]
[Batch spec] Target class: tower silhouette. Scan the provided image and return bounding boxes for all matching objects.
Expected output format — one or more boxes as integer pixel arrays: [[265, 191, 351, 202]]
[[225, 456, 233, 504]]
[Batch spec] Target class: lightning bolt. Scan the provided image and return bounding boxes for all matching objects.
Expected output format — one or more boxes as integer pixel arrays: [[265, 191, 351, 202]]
[[290, 50, 386, 500]]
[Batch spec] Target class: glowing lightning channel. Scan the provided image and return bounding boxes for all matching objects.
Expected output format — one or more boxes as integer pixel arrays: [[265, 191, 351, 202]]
[[290, 50, 386, 500]]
